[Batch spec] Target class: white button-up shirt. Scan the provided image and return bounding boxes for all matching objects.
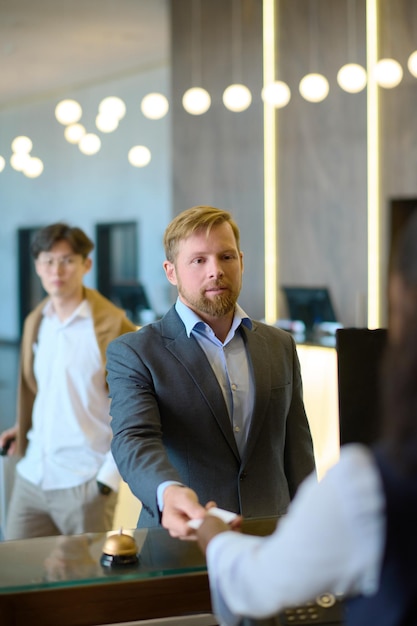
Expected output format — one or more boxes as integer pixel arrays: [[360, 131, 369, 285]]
[[17, 299, 120, 491]]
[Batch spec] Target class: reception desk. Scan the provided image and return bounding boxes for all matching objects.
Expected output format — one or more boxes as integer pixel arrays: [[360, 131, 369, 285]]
[[0, 518, 279, 626], [296, 343, 340, 480]]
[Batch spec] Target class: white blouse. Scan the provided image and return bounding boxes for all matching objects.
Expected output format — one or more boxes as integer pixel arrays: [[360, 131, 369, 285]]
[[206, 444, 386, 626]]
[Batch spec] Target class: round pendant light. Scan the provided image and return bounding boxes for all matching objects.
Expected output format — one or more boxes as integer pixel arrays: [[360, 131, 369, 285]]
[[299, 73, 329, 103], [337, 63, 367, 93]]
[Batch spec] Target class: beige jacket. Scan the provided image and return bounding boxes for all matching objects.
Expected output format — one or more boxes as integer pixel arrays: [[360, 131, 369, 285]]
[[16, 287, 137, 456]]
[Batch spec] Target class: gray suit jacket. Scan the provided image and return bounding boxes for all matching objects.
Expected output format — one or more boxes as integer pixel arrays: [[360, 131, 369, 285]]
[[107, 306, 315, 528]]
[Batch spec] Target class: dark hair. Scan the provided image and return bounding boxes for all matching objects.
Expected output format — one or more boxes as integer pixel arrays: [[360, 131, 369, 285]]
[[382, 213, 417, 474], [381, 327, 417, 474], [30, 223, 94, 259], [392, 213, 417, 288]]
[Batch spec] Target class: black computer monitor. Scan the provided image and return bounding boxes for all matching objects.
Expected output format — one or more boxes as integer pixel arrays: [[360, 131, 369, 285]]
[[111, 282, 151, 323], [282, 286, 338, 334]]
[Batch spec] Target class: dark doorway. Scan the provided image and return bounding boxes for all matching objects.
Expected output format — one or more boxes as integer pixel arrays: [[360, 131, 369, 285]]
[[18, 227, 45, 335], [96, 222, 150, 325], [390, 198, 417, 268], [96, 221, 138, 298]]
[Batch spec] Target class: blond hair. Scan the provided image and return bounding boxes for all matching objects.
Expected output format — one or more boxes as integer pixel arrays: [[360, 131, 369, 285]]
[[164, 206, 240, 263]]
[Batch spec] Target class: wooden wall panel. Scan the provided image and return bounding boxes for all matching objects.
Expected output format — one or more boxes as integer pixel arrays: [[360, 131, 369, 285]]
[[170, 0, 417, 327], [170, 0, 265, 320], [277, 0, 368, 327]]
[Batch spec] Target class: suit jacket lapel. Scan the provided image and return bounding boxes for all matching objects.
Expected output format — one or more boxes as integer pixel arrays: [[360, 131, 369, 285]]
[[160, 308, 240, 459], [239, 322, 272, 463]]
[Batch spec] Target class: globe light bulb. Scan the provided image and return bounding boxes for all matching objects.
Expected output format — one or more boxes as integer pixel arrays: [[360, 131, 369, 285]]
[[373, 58, 403, 88], [23, 157, 44, 178], [337, 63, 367, 93], [64, 123, 86, 144], [182, 87, 211, 115], [11, 135, 33, 153], [261, 81, 291, 108], [299, 73, 329, 103], [141, 93, 169, 120], [55, 99, 82, 125], [407, 51, 417, 78], [79, 133, 101, 155], [98, 97, 126, 120], [222, 84, 252, 112], [10, 152, 31, 171], [96, 113, 119, 133], [128, 145, 151, 167]]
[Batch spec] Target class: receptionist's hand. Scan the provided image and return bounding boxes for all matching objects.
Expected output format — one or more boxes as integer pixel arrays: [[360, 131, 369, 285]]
[[196, 514, 241, 554]]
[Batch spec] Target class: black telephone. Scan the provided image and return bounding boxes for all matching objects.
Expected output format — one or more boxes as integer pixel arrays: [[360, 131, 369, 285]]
[[278, 593, 344, 625]]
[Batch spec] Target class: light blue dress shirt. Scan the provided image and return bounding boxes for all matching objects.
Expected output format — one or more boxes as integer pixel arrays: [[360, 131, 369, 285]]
[[157, 298, 254, 510]]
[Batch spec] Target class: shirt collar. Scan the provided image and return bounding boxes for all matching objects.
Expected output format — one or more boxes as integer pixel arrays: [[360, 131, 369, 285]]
[[43, 298, 91, 323], [175, 297, 252, 338]]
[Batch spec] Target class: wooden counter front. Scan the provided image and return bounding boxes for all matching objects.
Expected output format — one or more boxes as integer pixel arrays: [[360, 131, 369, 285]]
[[0, 518, 278, 626]]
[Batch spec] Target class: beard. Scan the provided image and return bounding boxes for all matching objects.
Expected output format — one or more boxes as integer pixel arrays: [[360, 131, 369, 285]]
[[178, 279, 241, 318]]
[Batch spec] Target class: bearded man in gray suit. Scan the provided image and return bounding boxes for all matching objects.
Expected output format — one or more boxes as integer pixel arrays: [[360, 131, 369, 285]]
[[106, 206, 315, 538]]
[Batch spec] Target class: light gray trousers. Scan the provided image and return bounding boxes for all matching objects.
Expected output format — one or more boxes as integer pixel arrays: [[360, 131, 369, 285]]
[[5, 473, 118, 540]]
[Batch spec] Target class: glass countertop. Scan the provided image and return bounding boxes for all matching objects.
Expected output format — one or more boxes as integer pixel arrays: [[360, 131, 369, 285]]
[[0, 517, 278, 595]]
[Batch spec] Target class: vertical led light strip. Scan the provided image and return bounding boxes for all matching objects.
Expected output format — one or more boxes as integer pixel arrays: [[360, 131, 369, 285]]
[[263, 0, 278, 323], [366, 0, 381, 328]]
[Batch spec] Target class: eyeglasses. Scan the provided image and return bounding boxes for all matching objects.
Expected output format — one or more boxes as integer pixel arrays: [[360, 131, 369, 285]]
[[36, 255, 81, 270]]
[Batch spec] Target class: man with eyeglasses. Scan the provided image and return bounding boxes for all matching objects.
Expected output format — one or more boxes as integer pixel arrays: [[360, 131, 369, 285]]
[[0, 223, 137, 540]]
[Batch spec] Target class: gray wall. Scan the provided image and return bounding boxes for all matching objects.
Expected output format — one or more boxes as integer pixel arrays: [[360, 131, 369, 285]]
[[0, 66, 172, 341], [171, 0, 265, 321], [277, 0, 368, 327], [170, 0, 417, 328]]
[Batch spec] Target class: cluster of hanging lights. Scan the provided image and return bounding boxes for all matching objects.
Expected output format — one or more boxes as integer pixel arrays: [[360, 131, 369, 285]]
[[6, 135, 44, 178], [182, 0, 415, 110], [2, 0, 417, 178], [54, 95, 153, 166]]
